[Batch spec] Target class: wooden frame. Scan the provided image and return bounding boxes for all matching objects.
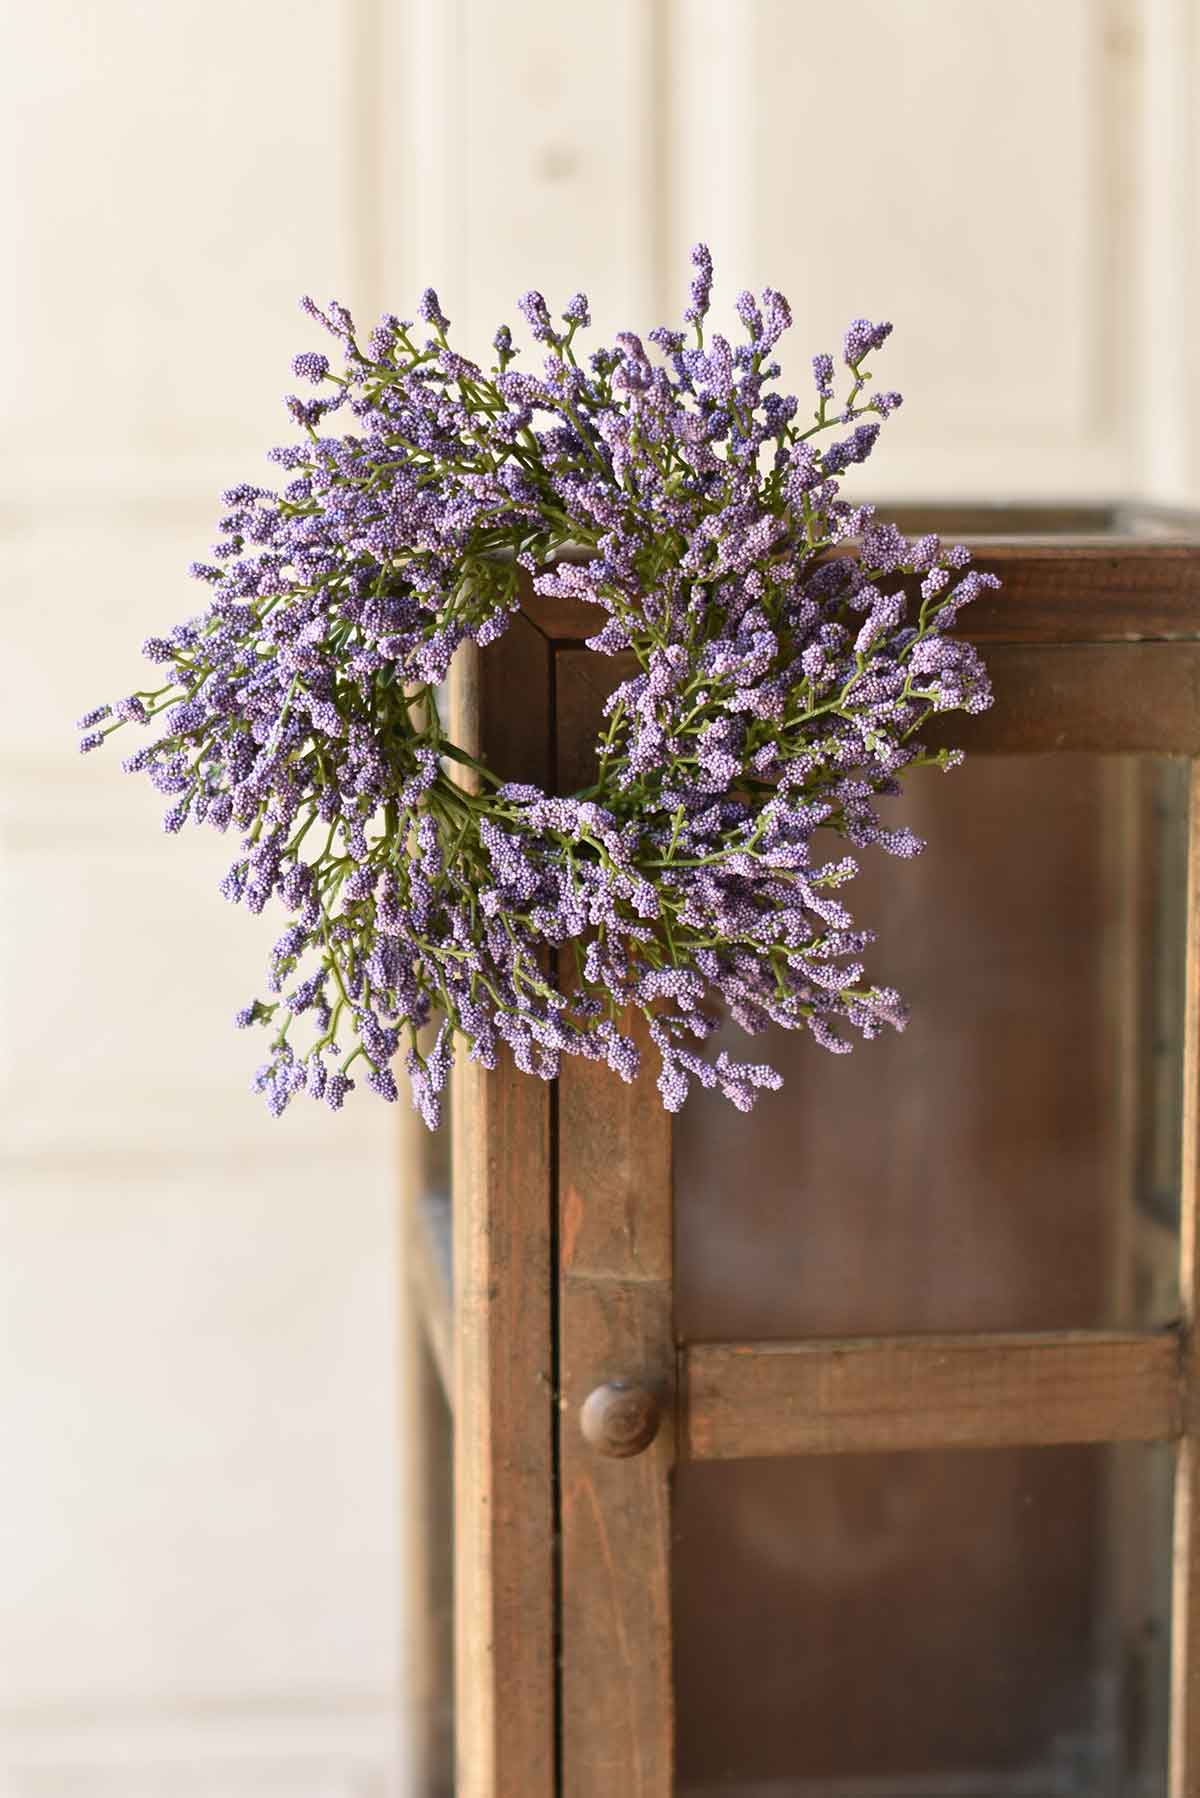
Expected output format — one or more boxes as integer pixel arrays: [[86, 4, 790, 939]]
[[1172, 759, 1200, 1798], [683, 1330, 1183, 1461], [557, 1008, 675, 1798], [448, 619, 557, 1798], [400, 503, 1200, 1797]]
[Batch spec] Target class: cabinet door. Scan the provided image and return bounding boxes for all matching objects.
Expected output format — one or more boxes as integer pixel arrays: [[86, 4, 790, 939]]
[[550, 517, 1200, 1798]]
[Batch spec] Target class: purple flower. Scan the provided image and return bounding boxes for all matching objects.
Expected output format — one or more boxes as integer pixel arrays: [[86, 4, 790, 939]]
[[292, 351, 330, 384], [843, 317, 893, 366], [760, 287, 792, 349], [418, 288, 449, 331], [366, 1064, 399, 1102], [325, 1071, 353, 1110], [518, 290, 560, 346], [684, 242, 713, 327], [736, 291, 763, 338]]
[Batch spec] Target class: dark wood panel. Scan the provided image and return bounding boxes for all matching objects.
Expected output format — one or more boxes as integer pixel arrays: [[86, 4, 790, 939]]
[[670, 753, 1187, 1347], [684, 1331, 1183, 1462], [672, 1445, 1129, 1789], [1170, 764, 1200, 1798], [522, 587, 607, 643], [407, 1191, 452, 1410], [449, 618, 557, 1798], [926, 642, 1200, 754], [553, 647, 637, 794], [677, 1770, 1102, 1796], [669, 755, 1184, 1785], [960, 541, 1200, 644]]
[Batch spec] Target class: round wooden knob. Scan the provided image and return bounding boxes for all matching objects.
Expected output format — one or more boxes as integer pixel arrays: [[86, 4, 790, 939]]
[[580, 1380, 660, 1458]]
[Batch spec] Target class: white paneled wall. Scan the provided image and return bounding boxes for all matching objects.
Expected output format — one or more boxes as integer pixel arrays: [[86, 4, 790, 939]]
[[2, 4, 399, 1795], [669, 0, 1146, 499], [380, 0, 665, 348], [3, 3, 1197, 1794], [1141, 0, 1200, 502]]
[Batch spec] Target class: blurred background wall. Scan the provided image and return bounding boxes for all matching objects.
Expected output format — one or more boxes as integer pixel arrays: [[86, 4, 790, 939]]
[[2, 1, 1197, 1793]]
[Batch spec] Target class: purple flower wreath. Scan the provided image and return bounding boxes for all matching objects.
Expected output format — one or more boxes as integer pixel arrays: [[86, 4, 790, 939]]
[[79, 246, 994, 1127]]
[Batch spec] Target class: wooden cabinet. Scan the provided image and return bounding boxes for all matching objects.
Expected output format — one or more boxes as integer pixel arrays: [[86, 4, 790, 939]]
[[399, 506, 1200, 1797]]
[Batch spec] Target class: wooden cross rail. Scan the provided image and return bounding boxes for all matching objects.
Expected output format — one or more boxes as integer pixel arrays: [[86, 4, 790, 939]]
[[402, 1248, 1189, 1465], [682, 1329, 1184, 1461], [521, 507, 1200, 648]]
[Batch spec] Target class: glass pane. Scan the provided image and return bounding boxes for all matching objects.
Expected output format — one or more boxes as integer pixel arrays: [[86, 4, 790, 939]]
[[674, 1443, 1174, 1796], [410, 1328, 455, 1795], [416, 1026, 453, 1206], [410, 1019, 453, 1302], [675, 755, 1189, 1339], [403, 1026, 455, 1792]]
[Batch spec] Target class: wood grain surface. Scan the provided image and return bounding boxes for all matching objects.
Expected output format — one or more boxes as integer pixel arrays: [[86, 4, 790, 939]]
[[449, 619, 557, 1798], [684, 1331, 1183, 1461], [1171, 764, 1200, 1798], [926, 642, 1200, 754], [556, 651, 676, 1798]]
